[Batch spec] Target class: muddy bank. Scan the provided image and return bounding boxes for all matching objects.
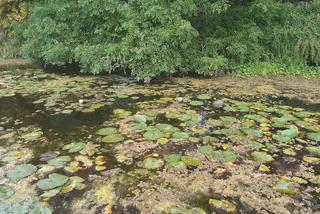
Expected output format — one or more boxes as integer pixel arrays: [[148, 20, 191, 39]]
[[0, 59, 40, 71]]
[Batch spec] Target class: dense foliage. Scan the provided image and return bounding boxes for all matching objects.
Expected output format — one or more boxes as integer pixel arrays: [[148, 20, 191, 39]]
[[11, 0, 320, 79]]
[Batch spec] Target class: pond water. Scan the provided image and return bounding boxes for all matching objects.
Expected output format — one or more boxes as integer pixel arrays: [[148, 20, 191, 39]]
[[0, 69, 320, 214]]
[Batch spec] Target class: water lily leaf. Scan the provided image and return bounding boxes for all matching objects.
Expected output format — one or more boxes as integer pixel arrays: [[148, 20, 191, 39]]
[[0, 186, 14, 200], [143, 158, 164, 169], [213, 150, 237, 162], [272, 125, 299, 143], [207, 119, 223, 127], [181, 156, 201, 167], [219, 116, 238, 125], [202, 136, 219, 144], [155, 123, 176, 133], [143, 130, 163, 141], [307, 132, 320, 142], [306, 147, 320, 157], [244, 114, 268, 123], [1, 151, 24, 162], [128, 122, 147, 130], [113, 109, 132, 118], [7, 164, 37, 181], [48, 156, 71, 167], [37, 173, 69, 190], [172, 132, 189, 140], [251, 151, 274, 162], [189, 100, 204, 106], [303, 156, 320, 164], [242, 128, 263, 137], [198, 145, 214, 156], [259, 164, 270, 172], [164, 154, 181, 164], [246, 141, 265, 150], [62, 142, 85, 153], [40, 188, 61, 198], [275, 179, 297, 195], [101, 134, 124, 143], [133, 115, 147, 123], [197, 94, 211, 100], [96, 128, 117, 136]]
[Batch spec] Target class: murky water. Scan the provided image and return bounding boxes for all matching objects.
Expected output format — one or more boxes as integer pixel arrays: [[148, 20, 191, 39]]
[[0, 69, 320, 214]]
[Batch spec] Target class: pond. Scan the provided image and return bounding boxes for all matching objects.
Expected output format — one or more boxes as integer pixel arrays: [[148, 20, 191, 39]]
[[0, 69, 320, 214]]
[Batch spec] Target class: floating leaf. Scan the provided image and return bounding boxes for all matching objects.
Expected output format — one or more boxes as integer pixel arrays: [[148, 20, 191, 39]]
[[164, 154, 181, 164], [143, 158, 164, 169], [7, 164, 37, 181], [143, 130, 163, 141], [213, 150, 237, 162], [275, 179, 297, 195], [62, 142, 85, 153], [307, 132, 320, 142], [197, 94, 211, 100], [251, 151, 274, 162], [101, 134, 124, 143], [306, 147, 320, 157], [181, 156, 201, 167], [37, 173, 69, 190], [172, 132, 189, 140], [96, 128, 117, 136], [198, 145, 214, 156], [242, 128, 263, 137], [283, 148, 296, 156], [133, 115, 147, 123], [272, 125, 299, 143], [48, 156, 71, 167], [189, 100, 204, 106]]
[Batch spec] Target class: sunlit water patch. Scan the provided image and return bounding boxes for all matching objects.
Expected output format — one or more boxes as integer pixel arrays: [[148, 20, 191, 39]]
[[0, 69, 320, 214]]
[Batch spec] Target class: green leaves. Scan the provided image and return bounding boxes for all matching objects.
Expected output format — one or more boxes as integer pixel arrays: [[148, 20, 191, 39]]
[[7, 164, 37, 181], [37, 173, 69, 190], [143, 158, 164, 169]]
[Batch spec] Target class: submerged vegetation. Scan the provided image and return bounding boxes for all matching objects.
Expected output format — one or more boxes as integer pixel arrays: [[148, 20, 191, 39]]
[[0, 69, 320, 213], [0, 0, 319, 79]]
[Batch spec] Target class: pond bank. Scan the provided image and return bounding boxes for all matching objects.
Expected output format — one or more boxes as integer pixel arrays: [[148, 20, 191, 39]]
[[0, 59, 40, 71]]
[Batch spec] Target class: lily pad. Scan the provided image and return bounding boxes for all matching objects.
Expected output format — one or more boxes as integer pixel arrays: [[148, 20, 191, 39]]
[[62, 142, 85, 153], [307, 132, 320, 142], [189, 100, 204, 106], [164, 154, 181, 164], [213, 150, 237, 162], [198, 145, 214, 156], [275, 179, 297, 195], [7, 164, 37, 181], [181, 156, 201, 167], [143, 158, 164, 169], [101, 134, 124, 143], [197, 94, 211, 100], [172, 132, 189, 140], [48, 156, 71, 167], [306, 146, 320, 157], [143, 130, 164, 141], [37, 173, 69, 190], [251, 151, 274, 162], [273, 125, 299, 143], [133, 115, 147, 123]]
